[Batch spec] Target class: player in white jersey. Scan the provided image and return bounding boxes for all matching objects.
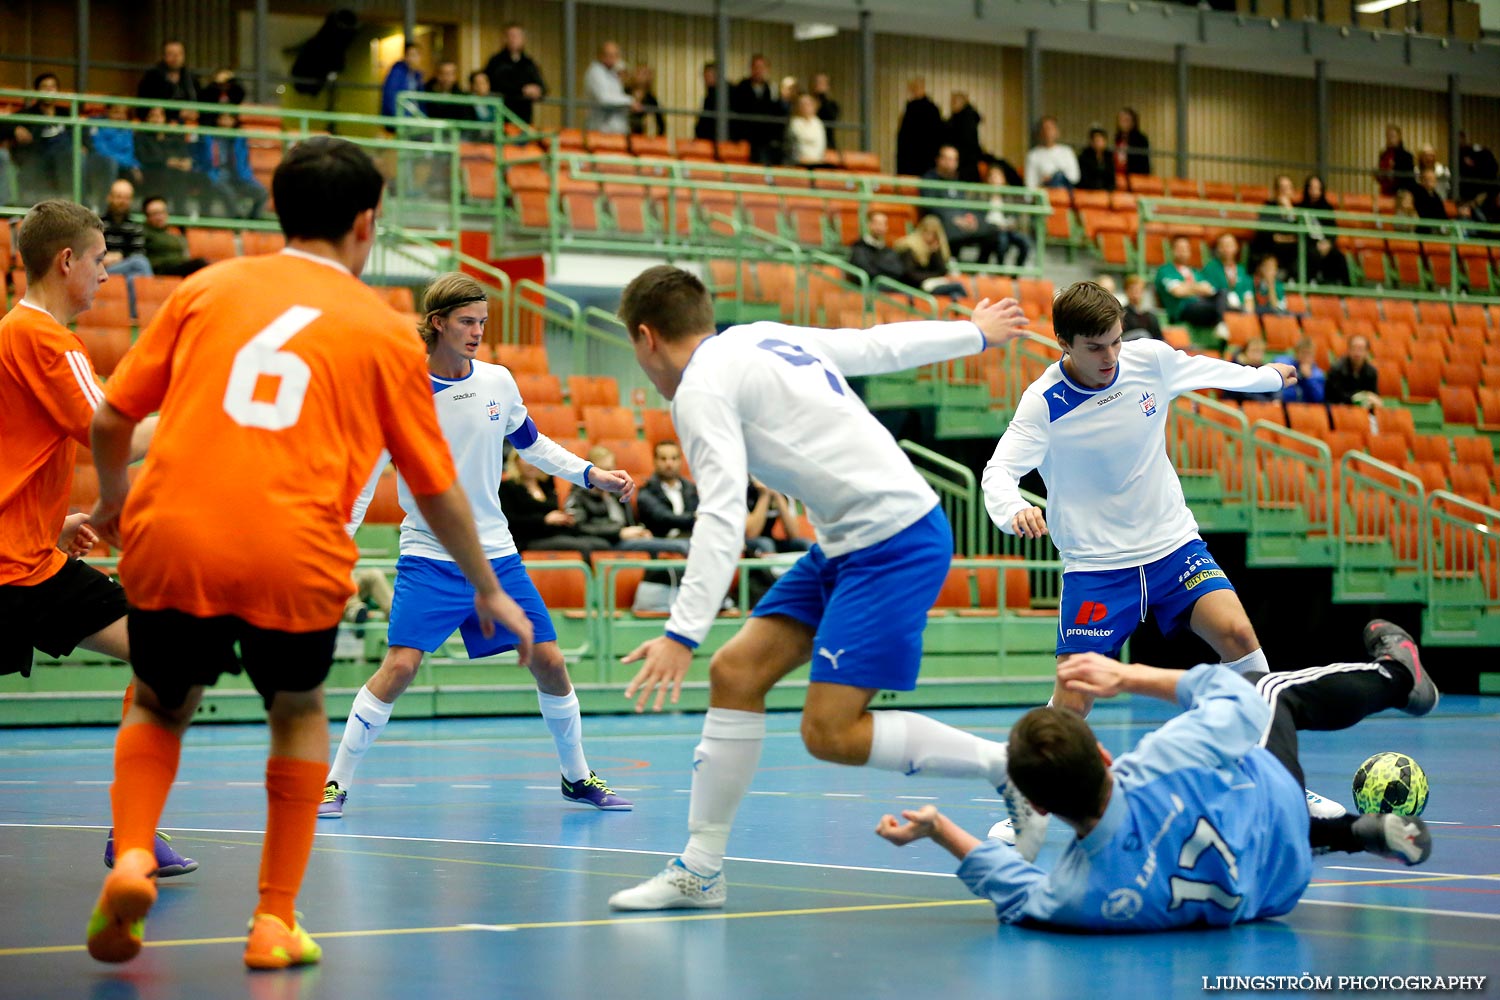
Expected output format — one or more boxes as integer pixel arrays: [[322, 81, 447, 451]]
[[605, 265, 1033, 911], [324, 273, 636, 817]]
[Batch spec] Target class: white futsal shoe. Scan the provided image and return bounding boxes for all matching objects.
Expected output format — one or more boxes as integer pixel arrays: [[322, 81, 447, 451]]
[[989, 781, 1049, 862], [1305, 788, 1348, 820], [609, 859, 726, 911]]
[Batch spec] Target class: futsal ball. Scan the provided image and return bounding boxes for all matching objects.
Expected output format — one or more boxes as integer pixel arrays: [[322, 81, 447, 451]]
[[1351, 752, 1428, 816]]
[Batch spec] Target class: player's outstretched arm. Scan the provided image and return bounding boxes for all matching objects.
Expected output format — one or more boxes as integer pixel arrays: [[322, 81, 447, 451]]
[[1057, 653, 1182, 703], [876, 805, 983, 862], [1158, 341, 1298, 397], [786, 297, 1028, 379], [413, 482, 534, 666], [89, 400, 141, 549]]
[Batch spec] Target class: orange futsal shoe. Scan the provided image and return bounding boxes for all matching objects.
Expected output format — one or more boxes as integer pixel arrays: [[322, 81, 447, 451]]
[[85, 847, 158, 963], [244, 913, 323, 970]]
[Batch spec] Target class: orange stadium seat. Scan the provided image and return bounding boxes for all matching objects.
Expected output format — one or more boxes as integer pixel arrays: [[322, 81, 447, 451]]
[[582, 405, 636, 443], [186, 229, 237, 262], [569, 374, 619, 409], [516, 373, 563, 405]]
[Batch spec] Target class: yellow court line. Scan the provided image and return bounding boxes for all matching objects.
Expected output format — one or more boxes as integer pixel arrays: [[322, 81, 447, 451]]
[[1308, 872, 1500, 889], [0, 898, 990, 959]]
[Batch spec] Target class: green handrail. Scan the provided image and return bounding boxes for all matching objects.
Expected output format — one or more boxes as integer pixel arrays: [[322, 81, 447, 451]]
[[1424, 490, 1500, 644], [580, 305, 662, 408], [1246, 421, 1336, 566], [512, 278, 582, 353], [899, 440, 978, 555], [1335, 451, 1427, 603]]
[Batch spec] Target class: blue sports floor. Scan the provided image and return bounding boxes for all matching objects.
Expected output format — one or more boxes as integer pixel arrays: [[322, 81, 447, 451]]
[[1, 697, 1497, 1000]]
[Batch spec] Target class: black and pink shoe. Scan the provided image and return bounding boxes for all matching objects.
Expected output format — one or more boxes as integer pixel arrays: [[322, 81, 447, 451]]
[[1363, 619, 1440, 717]]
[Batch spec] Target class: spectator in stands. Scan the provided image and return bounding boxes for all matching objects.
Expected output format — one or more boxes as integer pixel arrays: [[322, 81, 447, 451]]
[[201, 68, 246, 106], [138, 41, 199, 120], [847, 210, 906, 282], [501, 453, 611, 558], [380, 41, 424, 132], [1025, 117, 1080, 190], [894, 216, 964, 296], [628, 66, 666, 137], [484, 23, 546, 126], [100, 179, 153, 315], [1277, 338, 1326, 404], [1120, 275, 1163, 342], [1251, 174, 1301, 276], [1326, 334, 1381, 411], [465, 72, 497, 134], [140, 195, 208, 277], [638, 441, 699, 540], [1114, 107, 1150, 178], [566, 446, 689, 556], [811, 73, 840, 151], [1154, 235, 1224, 334], [730, 54, 781, 164], [745, 479, 810, 556], [1391, 188, 1419, 225], [1375, 124, 1414, 197], [1415, 145, 1451, 201], [1076, 127, 1115, 192], [344, 568, 394, 631], [195, 111, 267, 219], [136, 105, 200, 208], [1299, 174, 1334, 214], [422, 60, 470, 121], [88, 102, 145, 195], [0, 119, 23, 205], [923, 145, 1005, 265], [983, 161, 1033, 267], [1223, 338, 1281, 404], [584, 42, 636, 135], [15, 73, 70, 202], [1411, 168, 1449, 225], [1203, 233, 1253, 313], [1252, 254, 1291, 315], [943, 92, 986, 184], [785, 94, 828, 168], [1456, 130, 1498, 208], [1296, 174, 1348, 287], [695, 62, 722, 141], [896, 77, 943, 178]]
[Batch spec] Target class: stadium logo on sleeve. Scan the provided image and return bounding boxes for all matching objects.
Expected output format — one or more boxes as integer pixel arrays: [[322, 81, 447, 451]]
[[487, 399, 501, 421], [1139, 392, 1157, 417]]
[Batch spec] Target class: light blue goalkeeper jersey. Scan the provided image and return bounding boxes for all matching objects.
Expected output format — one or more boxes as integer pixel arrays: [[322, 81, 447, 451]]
[[959, 665, 1312, 931]]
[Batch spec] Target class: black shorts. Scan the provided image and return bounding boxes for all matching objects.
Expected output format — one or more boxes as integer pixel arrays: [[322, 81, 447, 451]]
[[0, 559, 129, 678], [127, 607, 338, 711]]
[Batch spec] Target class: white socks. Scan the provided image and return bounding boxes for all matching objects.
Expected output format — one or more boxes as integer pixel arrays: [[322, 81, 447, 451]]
[[327, 684, 394, 789], [680, 707, 766, 876], [538, 689, 590, 782], [866, 711, 1010, 788], [1223, 648, 1270, 675]]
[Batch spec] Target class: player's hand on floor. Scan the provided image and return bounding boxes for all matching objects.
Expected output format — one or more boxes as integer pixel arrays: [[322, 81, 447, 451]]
[[621, 635, 693, 713], [57, 512, 98, 558], [474, 589, 533, 666], [876, 805, 941, 846], [971, 297, 1030, 349], [591, 467, 637, 502], [1057, 653, 1131, 699], [1011, 506, 1048, 539]]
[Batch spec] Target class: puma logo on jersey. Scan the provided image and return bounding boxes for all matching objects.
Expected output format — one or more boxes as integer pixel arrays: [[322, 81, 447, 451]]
[[818, 647, 846, 671], [1051, 391, 1068, 404]]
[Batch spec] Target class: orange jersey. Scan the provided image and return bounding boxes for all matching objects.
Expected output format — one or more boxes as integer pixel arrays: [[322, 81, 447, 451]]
[[0, 301, 104, 586], [105, 250, 456, 632]]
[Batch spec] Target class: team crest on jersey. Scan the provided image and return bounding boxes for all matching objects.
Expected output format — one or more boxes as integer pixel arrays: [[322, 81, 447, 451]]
[[1102, 888, 1143, 921], [1139, 392, 1158, 417], [486, 399, 501, 421]]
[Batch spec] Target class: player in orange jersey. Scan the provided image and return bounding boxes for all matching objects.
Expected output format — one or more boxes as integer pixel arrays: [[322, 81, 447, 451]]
[[83, 137, 534, 970], [0, 199, 197, 878]]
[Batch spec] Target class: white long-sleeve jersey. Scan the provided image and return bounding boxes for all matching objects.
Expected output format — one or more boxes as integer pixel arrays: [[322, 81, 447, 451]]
[[662, 319, 986, 648], [982, 339, 1284, 572], [348, 359, 592, 560]]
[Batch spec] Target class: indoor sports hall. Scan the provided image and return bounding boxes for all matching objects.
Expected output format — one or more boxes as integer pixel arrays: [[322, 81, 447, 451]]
[[2, 0, 1498, 996]]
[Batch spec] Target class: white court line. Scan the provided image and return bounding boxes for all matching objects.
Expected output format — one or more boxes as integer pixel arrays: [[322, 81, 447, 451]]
[[823, 793, 863, 798], [1299, 899, 1500, 921], [523, 786, 555, 791], [0, 781, 38, 785], [748, 791, 789, 796], [896, 796, 938, 801], [1322, 865, 1500, 880], [375, 783, 416, 788], [971, 798, 1003, 803], [226, 781, 262, 787], [72, 780, 109, 785], [451, 784, 491, 789]]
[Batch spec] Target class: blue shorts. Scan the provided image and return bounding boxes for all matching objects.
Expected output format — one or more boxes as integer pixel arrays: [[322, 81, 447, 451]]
[[751, 505, 951, 692], [1055, 538, 1237, 657], [387, 554, 558, 658]]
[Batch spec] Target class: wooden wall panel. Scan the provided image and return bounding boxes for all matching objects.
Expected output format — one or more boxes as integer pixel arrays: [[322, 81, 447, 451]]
[[1040, 51, 1175, 168], [1326, 80, 1450, 195], [1186, 66, 1316, 185]]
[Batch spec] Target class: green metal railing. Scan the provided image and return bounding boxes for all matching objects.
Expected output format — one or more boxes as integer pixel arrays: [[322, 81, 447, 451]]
[[1165, 395, 1252, 532], [1424, 491, 1500, 645], [900, 440, 979, 555], [1246, 422, 1336, 566], [1335, 452, 1427, 603]]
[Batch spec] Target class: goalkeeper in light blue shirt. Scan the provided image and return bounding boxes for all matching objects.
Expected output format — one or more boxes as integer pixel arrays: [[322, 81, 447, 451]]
[[877, 620, 1437, 932]]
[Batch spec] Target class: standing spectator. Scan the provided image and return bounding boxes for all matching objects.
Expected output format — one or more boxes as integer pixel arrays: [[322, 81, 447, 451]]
[[566, 447, 688, 555], [140, 196, 208, 277], [983, 161, 1033, 267], [1250, 174, 1301, 276], [15, 74, 70, 202], [195, 111, 267, 219], [1411, 168, 1449, 224], [1415, 145, 1451, 201], [1252, 254, 1292, 314], [584, 41, 635, 135], [1025, 117, 1080, 190], [0, 118, 26, 205], [201, 68, 247, 106], [422, 60, 469, 121], [811, 73, 840, 151], [1276, 338, 1326, 404], [88, 103, 145, 194], [500, 454, 610, 558], [893, 216, 964, 296], [1375, 124, 1415, 197], [637, 441, 700, 540], [784, 94, 828, 168], [1222, 338, 1281, 403], [1456, 130, 1498, 207], [1114, 107, 1150, 178], [896, 77, 943, 178], [627, 66, 666, 137], [484, 23, 546, 126], [923, 145, 1005, 264], [380, 42, 424, 131], [1154, 235, 1224, 333], [729, 54, 780, 163], [943, 92, 986, 183], [1325, 334, 1381, 410], [136, 105, 199, 208], [1120, 274, 1162, 342], [137, 41, 199, 119], [100, 178, 153, 317], [1202, 233, 1252, 313], [847, 210, 905, 281], [1076, 127, 1115, 191], [694, 62, 721, 141]]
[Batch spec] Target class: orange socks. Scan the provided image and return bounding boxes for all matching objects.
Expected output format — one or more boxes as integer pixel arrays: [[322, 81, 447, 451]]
[[110, 722, 182, 858], [256, 757, 326, 925]]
